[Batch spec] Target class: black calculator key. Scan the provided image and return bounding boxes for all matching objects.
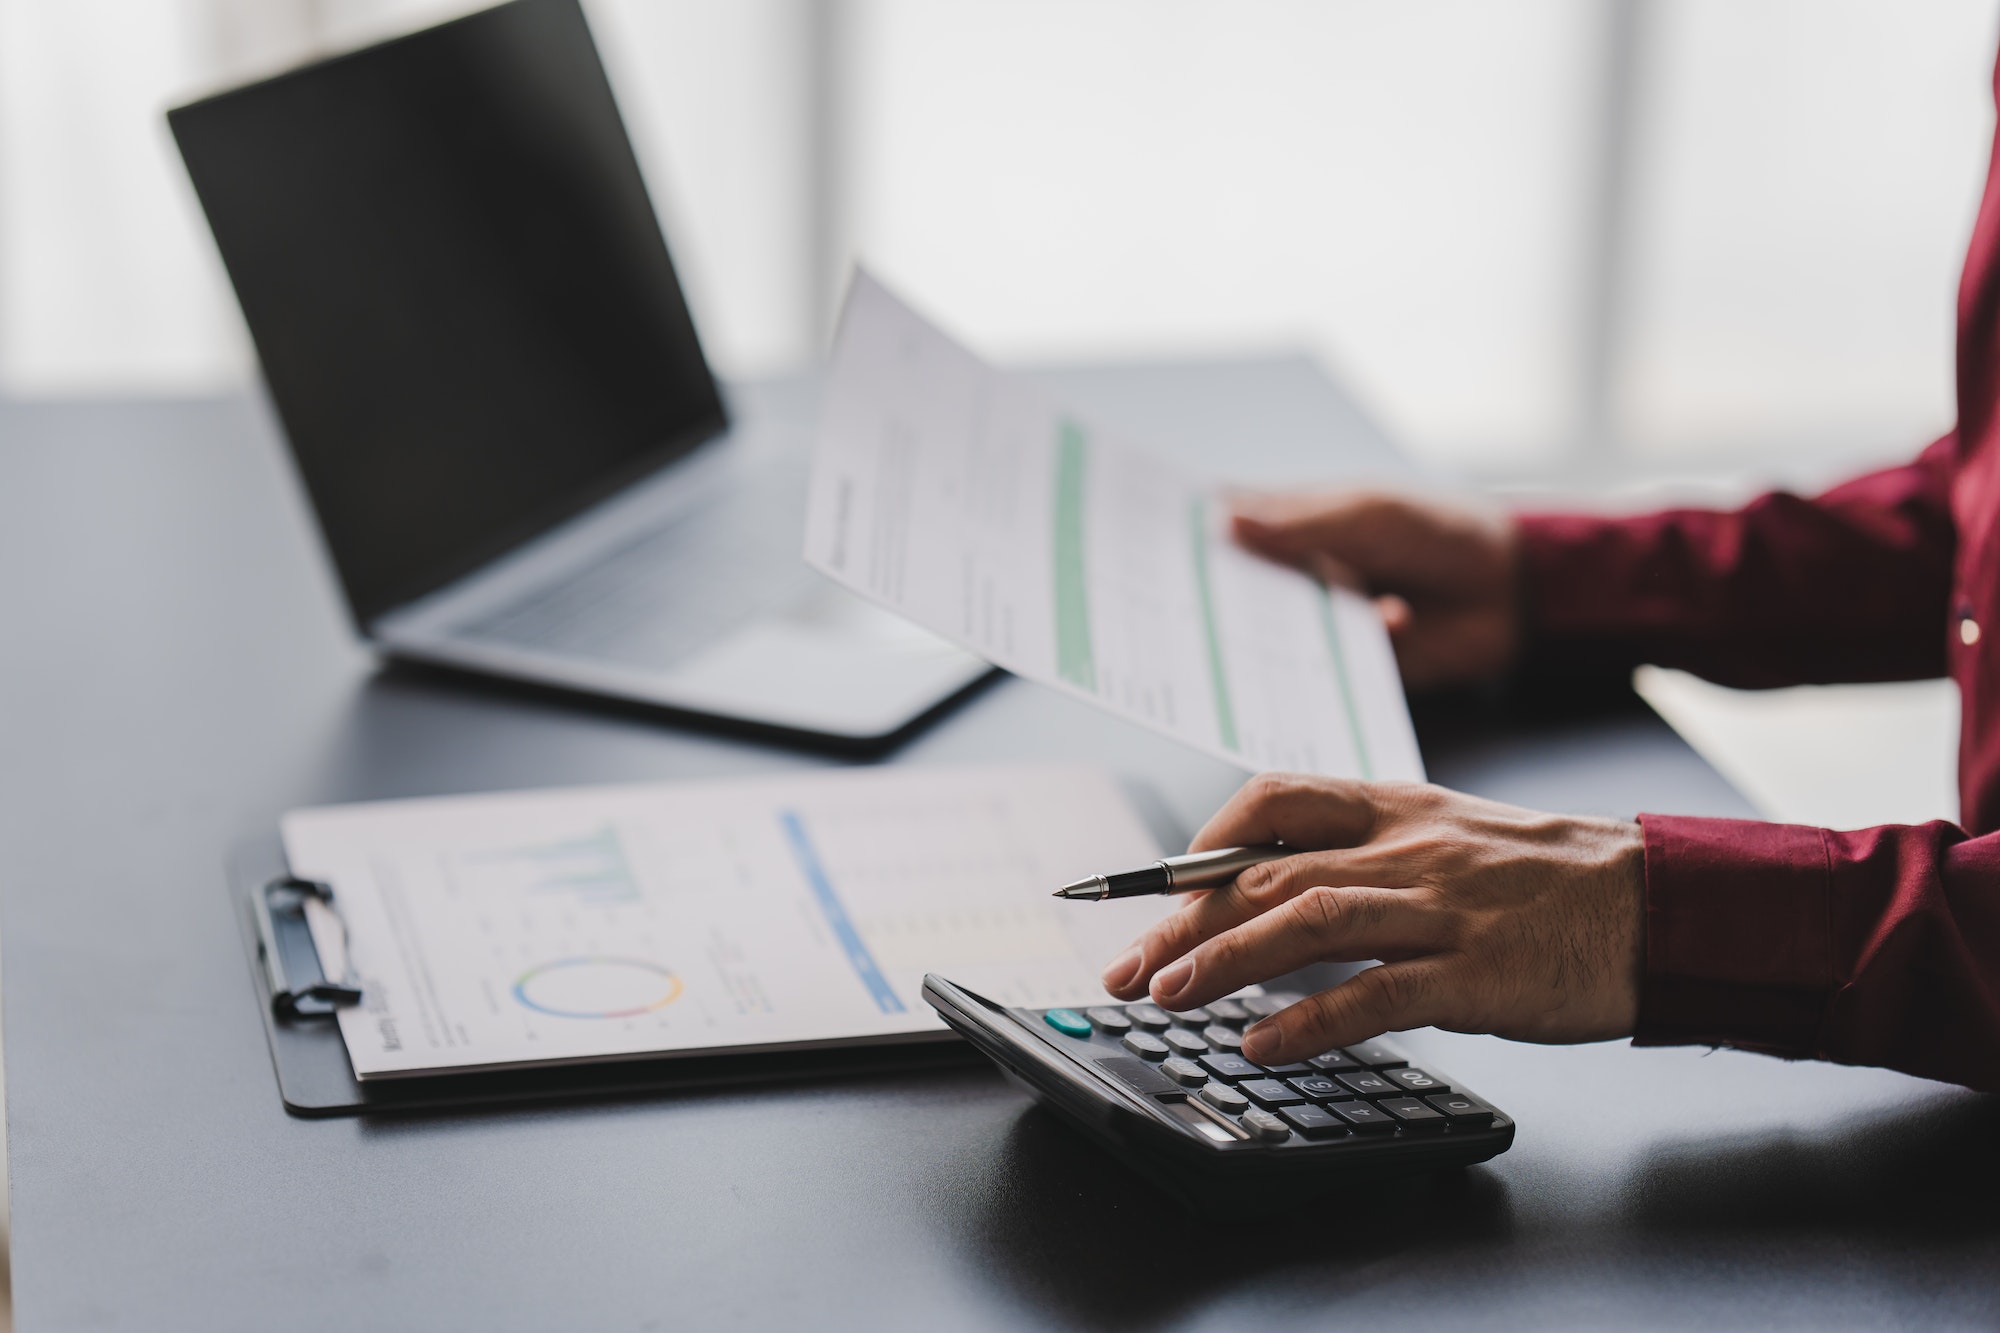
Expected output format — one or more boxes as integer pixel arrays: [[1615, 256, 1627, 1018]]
[[1285, 1074, 1348, 1101], [1163, 1028, 1210, 1056], [1199, 1082, 1250, 1115], [1330, 1101, 1397, 1133], [1121, 1031, 1171, 1059], [1335, 1071, 1398, 1099], [1161, 1056, 1209, 1088], [1124, 1004, 1173, 1031], [1084, 1006, 1132, 1035], [1241, 992, 1301, 1018], [1094, 1056, 1181, 1098], [1199, 1053, 1260, 1082], [1377, 1097, 1447, 1131], [1256, 1062, 1313, 1075], [1383, 1066, 1449, 1095], [1237, 1078, 1305, 1108], [1426, 1093, 1496, 1127], [1203, 1024, 1244, 1052], [1241, 1107, 1292, 1142], [1166, 1007, 1211, 1027], [1205, 997, 1249, 1025], [1343, 1040, 1408, 1068], [1278, 1103, 1348, 1139], [1306, 1050, 1363, 1072]]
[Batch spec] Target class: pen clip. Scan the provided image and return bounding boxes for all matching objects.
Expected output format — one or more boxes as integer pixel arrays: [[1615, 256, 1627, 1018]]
[[255, 875, 363, 1021]]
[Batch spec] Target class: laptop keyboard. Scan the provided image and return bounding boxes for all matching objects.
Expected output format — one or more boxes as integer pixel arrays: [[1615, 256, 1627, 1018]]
[[454, 490, 813, 673]]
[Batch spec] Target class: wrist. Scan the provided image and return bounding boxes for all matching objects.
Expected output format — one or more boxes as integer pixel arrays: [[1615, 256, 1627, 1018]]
[[1607, 818, 1646, 1037]]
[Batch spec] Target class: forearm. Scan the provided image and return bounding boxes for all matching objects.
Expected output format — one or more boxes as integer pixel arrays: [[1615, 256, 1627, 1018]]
[[1636, 813, 2000, 1092], [1518, 436, 1959, 689]]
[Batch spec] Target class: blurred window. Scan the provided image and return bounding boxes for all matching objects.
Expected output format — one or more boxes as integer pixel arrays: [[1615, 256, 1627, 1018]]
[[0, 0, 1994, 477]]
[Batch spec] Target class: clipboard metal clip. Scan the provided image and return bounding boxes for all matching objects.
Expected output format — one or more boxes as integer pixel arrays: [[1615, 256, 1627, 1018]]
[[255, 876, 363, 1021]]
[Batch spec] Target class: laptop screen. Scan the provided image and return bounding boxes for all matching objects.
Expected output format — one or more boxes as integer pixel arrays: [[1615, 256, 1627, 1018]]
[[169, 0, 725, 627]]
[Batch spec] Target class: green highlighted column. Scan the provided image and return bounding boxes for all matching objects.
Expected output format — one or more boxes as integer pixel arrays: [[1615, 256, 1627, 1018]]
[[1189, 497, 1240, 753], [1052, 421, 1097, 692], [1316, 588, 1374, 779]]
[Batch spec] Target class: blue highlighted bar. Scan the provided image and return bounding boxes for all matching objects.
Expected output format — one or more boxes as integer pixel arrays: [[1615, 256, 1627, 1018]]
[[778, 810, 906, 1015]]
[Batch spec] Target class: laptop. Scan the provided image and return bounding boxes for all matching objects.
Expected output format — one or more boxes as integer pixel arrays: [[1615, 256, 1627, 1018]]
[[166, 0, 991, 746]]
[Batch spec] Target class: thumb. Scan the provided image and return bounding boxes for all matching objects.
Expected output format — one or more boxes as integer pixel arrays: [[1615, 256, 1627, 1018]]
[[1375, 593, 1413, 637], [1308, 552, 1366, 595], [1230, 509, 1304, 562], [1229, 491, 1357, 556]]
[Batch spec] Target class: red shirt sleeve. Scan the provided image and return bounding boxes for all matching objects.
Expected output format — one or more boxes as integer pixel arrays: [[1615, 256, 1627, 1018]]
[[1636, 813, 2000, 1091], [1516, 435, 1959, 688]]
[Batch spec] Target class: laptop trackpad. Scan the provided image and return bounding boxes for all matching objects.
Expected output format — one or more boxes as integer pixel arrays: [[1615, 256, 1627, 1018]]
[[660, 586, 989, 737]]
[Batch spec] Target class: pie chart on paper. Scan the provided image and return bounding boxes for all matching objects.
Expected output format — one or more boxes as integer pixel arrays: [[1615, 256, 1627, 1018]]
[[512, 957, 684, 1019]]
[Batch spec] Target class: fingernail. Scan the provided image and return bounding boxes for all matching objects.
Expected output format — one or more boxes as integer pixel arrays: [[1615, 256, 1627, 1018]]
[[1100, 948, 1142, 993], [1152, 957, 1193, 1001], [1241, 1018, 1282, 1063]]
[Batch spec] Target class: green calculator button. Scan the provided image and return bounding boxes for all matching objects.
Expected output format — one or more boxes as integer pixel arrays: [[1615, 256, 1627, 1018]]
[[1044, 1008, 1092, 1038]]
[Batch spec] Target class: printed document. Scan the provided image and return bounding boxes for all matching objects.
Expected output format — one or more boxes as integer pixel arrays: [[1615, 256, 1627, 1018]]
[[283, 765, 1171, 1079], [805, 272, 1423, 780]]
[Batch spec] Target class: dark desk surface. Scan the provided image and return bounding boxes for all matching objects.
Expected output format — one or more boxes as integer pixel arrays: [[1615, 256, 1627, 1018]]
[[2, 368, 1994, 1332]]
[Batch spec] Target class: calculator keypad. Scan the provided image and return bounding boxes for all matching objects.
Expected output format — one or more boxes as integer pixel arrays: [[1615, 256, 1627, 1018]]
[[1286, 1074, 1347, 1101], [1335, 1071, 1398, 1099], [1331, 1101, 1397, 1132], [1022, 990, 1505, 1152], [1384, 1066, 1449, 1095], [1237, 1078, 1305, 1108], [1199, 1082, 1250, 1115], [1199, 1053, 1260, 1082], [1378, 1097, 1447, 1130], [1162, 1028, 1210, 1056], [1085, 1006, 1133, 1035], [1204, 998, 1249, 1026], [1202, 1024, 1244, 1052], [1278, 1103, 1345, 1138], [1240, 1107, 1292, 1142]]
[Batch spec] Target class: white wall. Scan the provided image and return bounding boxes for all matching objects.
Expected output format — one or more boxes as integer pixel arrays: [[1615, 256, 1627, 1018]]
[[1619, 0, 1997, 463]]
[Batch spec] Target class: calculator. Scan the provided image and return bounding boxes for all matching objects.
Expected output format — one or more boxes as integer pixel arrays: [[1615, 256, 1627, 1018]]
[[922, 973, 1514, 1208]]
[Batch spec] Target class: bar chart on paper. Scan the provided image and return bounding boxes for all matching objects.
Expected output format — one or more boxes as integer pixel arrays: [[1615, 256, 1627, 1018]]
[[805, 272, 1422, 781], [280, 765, 1171, 1079]]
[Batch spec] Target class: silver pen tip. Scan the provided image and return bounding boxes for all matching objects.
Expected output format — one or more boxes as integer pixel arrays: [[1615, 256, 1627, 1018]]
[[1055, 876, 1101, 900]]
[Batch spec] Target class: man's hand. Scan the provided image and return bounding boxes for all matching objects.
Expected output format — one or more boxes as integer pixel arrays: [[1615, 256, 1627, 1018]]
[[1099, 774, 1646, 1065], [1232, 490, 1521, 692]]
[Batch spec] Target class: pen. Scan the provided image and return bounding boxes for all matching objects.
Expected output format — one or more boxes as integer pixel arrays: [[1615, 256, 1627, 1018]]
[[1053, 844, 1289, 900]]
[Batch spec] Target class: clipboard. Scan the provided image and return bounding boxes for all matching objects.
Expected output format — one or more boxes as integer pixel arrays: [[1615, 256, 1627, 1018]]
[[228, 838, 982, 1117], [226, 778, 1191, 1117]]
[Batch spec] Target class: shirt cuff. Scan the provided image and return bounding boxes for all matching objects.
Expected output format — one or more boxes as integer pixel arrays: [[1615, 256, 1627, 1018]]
[[1634, 813, 1835, 1059], [1516, 512, 1631, 641]]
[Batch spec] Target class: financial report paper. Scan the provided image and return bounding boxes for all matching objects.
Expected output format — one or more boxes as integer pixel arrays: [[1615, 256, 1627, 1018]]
[[283, 765, 1171, 1080], [805, 273, 1423, 781]]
